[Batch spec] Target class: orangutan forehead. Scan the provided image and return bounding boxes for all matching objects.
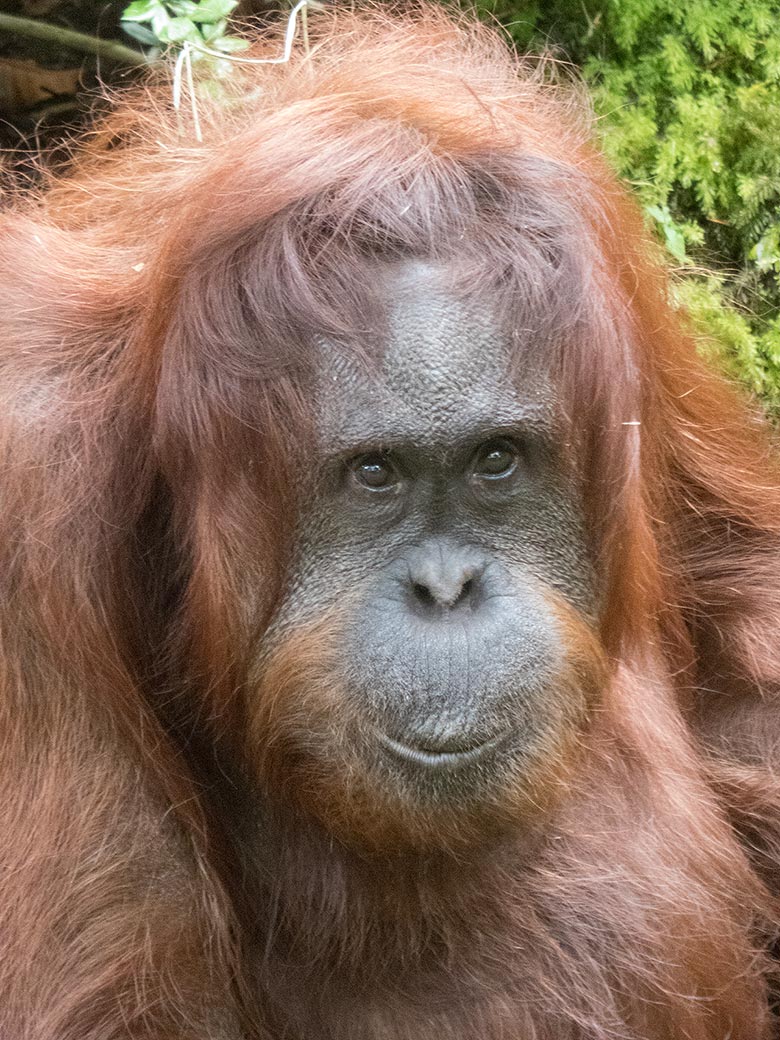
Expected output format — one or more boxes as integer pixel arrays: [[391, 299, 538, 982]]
[[317, 264, 555, 452]]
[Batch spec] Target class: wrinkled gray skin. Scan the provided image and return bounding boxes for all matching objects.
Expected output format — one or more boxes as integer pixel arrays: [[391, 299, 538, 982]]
[[264, 262, 598, 799]]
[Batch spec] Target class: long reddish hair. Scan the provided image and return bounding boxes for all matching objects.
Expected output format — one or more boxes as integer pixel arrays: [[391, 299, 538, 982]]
[[2, 4, 780, 1037]]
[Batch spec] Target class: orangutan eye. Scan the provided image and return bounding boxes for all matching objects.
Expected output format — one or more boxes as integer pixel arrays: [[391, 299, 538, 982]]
[[351, 453, 398, 491], [471, 439, 519, 480]]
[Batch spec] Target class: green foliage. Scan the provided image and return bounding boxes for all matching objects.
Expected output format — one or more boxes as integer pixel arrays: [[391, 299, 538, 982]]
[[479, 0, 780, 410], [121, 0, 248, 56]]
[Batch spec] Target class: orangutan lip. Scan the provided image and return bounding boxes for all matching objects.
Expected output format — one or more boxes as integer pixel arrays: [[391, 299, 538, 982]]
[[376, 731, 507, 769]]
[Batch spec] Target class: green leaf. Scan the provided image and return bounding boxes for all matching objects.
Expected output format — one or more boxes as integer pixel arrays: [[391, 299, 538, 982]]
[[121, 0, 164, 22], [151, 8, 172, 36], [646, 205, 688, 261], [120, 19, 160, 44], [663, 224, 687, 261], [211, 34, 250, 52], [202, 18, 227, 42], [169, 0, 200, 14], [191, 0, 237, 24], [157, 16, 201, 42], [751, 228, 780, 271]]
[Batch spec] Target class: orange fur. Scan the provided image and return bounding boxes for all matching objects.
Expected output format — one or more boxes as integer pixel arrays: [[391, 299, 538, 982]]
[[1, 4, 779, 1038]]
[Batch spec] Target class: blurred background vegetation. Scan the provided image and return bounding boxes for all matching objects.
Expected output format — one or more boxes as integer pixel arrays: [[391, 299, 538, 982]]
[[1, 0, 779, 410]]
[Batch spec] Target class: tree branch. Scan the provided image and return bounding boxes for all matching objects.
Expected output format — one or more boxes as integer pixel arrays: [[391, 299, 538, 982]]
[[0, 13, 149, 67]]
